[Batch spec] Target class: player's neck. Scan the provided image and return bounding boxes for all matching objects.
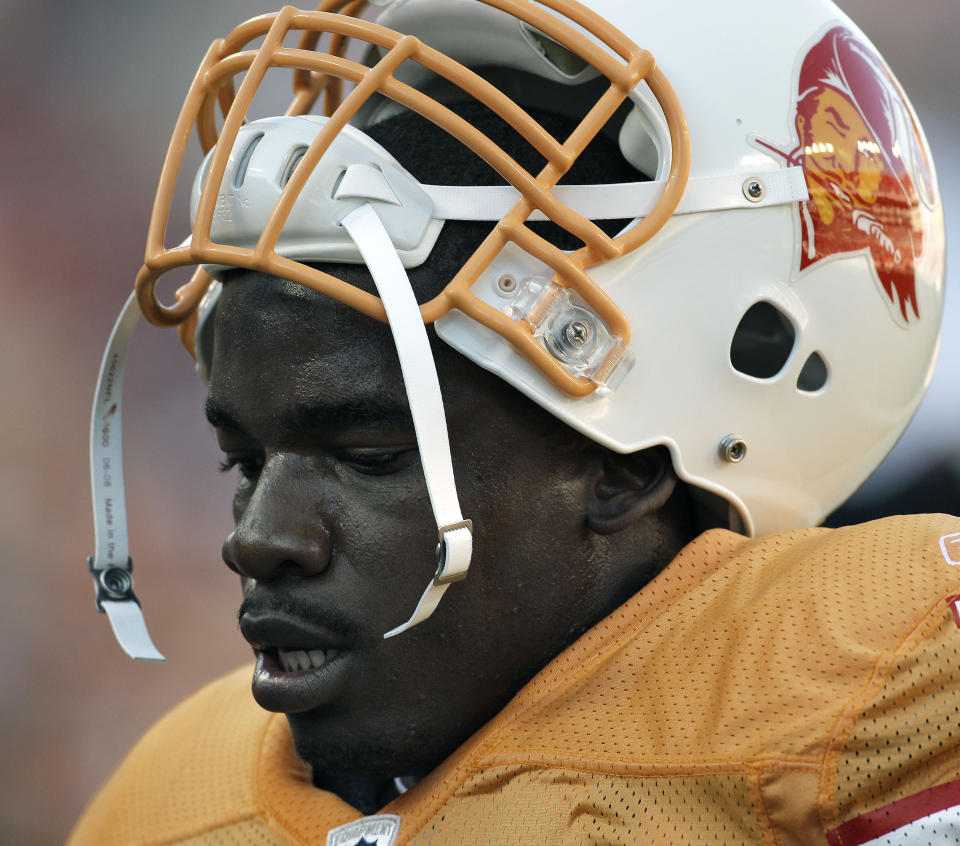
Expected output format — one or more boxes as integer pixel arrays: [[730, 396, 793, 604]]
[[312, 769, 403, 814]]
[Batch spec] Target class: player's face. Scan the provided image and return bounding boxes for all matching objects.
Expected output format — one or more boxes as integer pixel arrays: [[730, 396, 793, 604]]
[[207, 271, 609, 784]]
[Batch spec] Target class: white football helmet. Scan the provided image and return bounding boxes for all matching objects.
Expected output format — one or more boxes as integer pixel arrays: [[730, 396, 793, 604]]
[[89, 0, 944, 658]]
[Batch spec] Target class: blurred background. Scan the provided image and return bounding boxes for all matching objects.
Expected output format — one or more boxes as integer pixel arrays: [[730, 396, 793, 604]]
[[0, 0, 956, 841]]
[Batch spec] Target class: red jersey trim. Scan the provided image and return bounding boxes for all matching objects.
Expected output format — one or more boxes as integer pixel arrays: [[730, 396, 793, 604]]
[[947, 595, 960, 629], [826, 778, 960, 845]]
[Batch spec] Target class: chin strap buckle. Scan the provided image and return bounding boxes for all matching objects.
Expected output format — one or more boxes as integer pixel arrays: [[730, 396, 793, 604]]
[[382, 520, 474, 639], [433, 520, 473, 586]]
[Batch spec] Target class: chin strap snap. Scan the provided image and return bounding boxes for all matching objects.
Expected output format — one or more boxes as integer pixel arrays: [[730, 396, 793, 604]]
[[88, 292, 165, 661], [340, 203, 473, 638]]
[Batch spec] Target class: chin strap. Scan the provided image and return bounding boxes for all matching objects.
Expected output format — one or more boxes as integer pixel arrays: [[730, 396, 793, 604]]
[[88, 292, 165, 661], [88, 201, 471, 656], [340, 203, 472, 638]]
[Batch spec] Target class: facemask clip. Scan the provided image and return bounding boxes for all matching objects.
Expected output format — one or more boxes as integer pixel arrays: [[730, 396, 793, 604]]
[[507, 277, 635, 392]]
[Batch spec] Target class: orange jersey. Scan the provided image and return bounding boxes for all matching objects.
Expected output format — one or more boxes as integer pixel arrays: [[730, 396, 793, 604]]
[[70, 515, 960, 845]]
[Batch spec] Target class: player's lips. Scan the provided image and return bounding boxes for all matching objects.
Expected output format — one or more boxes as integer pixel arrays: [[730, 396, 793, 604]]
[[240, 612, 356, 713]]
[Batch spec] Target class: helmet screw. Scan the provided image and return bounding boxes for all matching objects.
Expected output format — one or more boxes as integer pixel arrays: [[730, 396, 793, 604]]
[[719, 434, 747, 463], [564, 319, 591, 348], [99, 567, 133, 600], [496, 274, 517, 294], [743, 178, 765, 203]]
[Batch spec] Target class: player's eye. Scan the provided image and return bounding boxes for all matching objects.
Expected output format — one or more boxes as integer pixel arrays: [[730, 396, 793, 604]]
[[218, 454, 263, 481], [338, 447, 417, 476]]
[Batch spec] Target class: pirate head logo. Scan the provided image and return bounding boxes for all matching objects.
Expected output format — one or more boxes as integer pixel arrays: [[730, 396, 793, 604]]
[[755, 26, 935, 324]]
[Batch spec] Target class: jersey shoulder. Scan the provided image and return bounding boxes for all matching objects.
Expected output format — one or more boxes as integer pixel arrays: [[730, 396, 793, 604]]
[[494, 514, 960, 760], [67, 664, 291, 845], [817, 516, 960, 840], [426, 515, 960, 844]]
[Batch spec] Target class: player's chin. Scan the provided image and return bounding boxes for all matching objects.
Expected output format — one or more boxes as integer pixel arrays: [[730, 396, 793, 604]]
[[286, 709, 437, 778]]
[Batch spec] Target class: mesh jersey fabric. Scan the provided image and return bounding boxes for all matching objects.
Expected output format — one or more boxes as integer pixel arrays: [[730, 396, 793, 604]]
[[68, 514, 960, 845]]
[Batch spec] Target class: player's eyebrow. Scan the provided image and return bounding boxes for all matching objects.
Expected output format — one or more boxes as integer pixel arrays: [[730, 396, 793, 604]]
[[278, 396, 412, 433], [205, 395, 412, 436], [205, 397, 246, 433]]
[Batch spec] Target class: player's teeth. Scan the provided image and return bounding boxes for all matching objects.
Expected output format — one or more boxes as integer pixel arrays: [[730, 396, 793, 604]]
[[278, 649, 303, 672], [276, 648, 335, 671]]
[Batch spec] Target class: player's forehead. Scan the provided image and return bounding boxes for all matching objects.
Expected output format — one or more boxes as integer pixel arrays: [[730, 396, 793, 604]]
[[216, 269, 374, 328], [215, 270, 399, 356], [207, 268, 560, 450], [208, 271, 413, 428]]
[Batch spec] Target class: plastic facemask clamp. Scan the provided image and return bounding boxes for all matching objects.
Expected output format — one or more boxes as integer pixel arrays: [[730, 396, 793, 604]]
[[88, 556, 139, 612], [433, 519, 473, 586], [507, 277, 634, 393]]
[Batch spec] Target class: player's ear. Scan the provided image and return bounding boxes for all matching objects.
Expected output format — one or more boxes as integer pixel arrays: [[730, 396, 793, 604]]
[[585, 446, 677, 535]]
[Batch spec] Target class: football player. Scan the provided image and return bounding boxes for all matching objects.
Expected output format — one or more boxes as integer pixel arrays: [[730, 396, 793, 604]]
[[72, 0, 956, 843]]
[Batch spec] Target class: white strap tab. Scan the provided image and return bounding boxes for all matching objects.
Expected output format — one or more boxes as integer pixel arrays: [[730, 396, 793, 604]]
[[421, 166, 808, 221], [334, 163, 402, 206], [102, 599, 164, 662], [89, 292, 165, 661], [340, 203, 472, 638]]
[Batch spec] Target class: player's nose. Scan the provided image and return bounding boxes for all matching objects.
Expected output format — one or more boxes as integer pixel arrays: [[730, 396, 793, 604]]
[[221, 454, 332, 582]]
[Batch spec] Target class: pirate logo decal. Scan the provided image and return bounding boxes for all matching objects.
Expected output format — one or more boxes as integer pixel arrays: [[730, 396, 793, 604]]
[[754, 25, 935, 324]]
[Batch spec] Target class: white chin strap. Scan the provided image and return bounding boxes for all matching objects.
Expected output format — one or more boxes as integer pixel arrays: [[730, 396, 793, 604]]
[[88, 292, 165, 661], [340, 203, 473, 638], [87, 208, 472, 657]]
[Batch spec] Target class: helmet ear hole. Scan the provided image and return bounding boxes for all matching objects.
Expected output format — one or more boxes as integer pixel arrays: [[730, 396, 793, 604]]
[[729, 302, 796, 380]]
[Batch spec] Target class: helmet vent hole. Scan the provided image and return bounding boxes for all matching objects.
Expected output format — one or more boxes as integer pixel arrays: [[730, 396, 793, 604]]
[[280, 146, 308, 187], [729, 302, 796, 379], [232, 132, 264, 189], [797, 351, 829, 392]]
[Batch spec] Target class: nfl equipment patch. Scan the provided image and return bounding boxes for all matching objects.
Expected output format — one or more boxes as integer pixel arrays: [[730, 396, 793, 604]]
[[325, 814, 401, 846]]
